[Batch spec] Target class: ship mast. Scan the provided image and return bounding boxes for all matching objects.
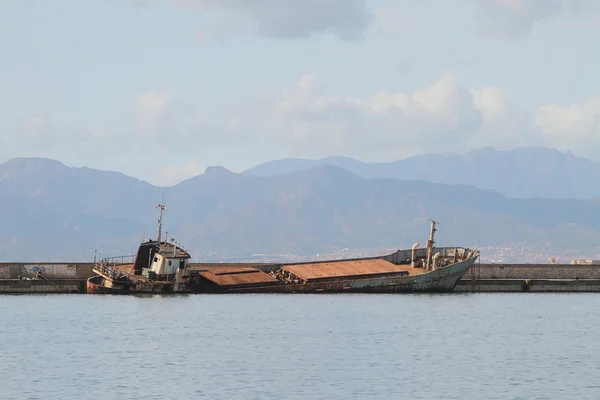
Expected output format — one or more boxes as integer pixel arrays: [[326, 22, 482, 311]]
[[157, 203, 167, 243], [425, 219, 438, 270]]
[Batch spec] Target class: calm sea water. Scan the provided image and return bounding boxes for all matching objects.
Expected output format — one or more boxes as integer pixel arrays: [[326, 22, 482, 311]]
[[1, 293, 599, 399]]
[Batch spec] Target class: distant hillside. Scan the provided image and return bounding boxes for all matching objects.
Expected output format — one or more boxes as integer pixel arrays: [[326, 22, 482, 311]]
[[243, 147, 600, 199], [0, 157, 157, 221], [2, 157, 600, 261], [0, 158, 158, 260]]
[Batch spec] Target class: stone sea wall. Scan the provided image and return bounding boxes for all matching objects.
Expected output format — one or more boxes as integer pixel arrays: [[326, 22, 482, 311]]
[[462, 264, 600, 280], [0, 263, 95, 280]]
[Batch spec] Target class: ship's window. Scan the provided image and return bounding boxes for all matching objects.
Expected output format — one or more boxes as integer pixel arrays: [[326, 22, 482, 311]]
[[168, 260, 172, 266], [153, 257, 158, 262]]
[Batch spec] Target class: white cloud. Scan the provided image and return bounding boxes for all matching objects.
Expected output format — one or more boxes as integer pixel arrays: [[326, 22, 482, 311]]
[[180, 73, 599, 163], [13, 118, 120, 155], [477, 0, 561, 38], [364, 7, 407, 37], [160, 159, 207, 186], [476, 0, 600, 38], [115, 74, 491, 163], [132, 90, 173, 137], [171, 0, 372, 40], [536, 99, 600, 155], [125, 0, 155, 6], [19, 116, 51, 148], [195, 14, 255, 42], [471, 87, 533, 147], [564, 0, 600, 13], [243, 73, 486, 160]]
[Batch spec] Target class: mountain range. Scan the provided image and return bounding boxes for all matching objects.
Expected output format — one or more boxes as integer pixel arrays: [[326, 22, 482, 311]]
[[245, 147, 600, 199], [2, 147, 600, 262]]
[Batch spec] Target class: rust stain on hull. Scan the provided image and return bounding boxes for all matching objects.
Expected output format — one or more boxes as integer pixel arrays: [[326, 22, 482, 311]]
[[87, 275, 131, 294]]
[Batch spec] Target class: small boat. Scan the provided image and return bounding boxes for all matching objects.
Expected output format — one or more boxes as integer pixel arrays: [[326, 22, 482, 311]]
[[87, 205, 479, 294]]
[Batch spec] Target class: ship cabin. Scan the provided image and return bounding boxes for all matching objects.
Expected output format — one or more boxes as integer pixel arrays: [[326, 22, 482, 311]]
[[131, 239, 191, 281]]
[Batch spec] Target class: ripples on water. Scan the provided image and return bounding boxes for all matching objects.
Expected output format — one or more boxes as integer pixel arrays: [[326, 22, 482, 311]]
[[1, 293, 599, 399]]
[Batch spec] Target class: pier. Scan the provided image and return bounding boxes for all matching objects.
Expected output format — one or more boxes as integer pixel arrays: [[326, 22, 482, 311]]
[[456, 263, 600, 292], [0, 263, 94, 294]]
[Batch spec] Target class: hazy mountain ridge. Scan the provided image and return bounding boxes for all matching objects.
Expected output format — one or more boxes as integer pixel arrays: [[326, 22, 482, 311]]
[[243, 147, 600, 199], [2, 151, 600, 261], [0, 157, 157, 221]]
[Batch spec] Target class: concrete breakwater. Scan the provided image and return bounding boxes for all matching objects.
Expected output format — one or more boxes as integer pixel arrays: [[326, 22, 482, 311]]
[[457, 263, 600, 292], [463, 263, 600, 280], [0, 263, 95, 280], [0, 263, 95, 294], [0, 279, 87, 293], [455, 279, 600, 292], [2, 262, 600, 293]]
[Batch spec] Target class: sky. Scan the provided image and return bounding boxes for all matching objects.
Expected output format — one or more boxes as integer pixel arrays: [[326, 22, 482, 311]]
[[1, 0, 600, 185]]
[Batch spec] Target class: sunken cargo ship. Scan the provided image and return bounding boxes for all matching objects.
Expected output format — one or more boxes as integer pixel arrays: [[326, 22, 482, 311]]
[[87, 205, 479, 294]]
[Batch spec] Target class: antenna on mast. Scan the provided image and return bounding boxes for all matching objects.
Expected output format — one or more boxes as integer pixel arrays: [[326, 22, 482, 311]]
[[156, 161, 164, 204], [157, 194, 166, 243]]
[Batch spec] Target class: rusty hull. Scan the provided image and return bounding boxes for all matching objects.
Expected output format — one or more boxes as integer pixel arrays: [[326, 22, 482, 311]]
[[188, 254, 479, 294], [87, 267, 184, 294], [230, 256, 477, 293], [87, 275, 130, 294]]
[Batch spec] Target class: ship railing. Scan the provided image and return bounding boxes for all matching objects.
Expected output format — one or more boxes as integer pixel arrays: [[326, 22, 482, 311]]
[[94, 259, 133, 281], [99, 255, 135, 265]]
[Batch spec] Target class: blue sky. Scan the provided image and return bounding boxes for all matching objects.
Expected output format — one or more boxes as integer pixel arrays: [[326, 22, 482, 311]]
[[1, 0, 600, 185]]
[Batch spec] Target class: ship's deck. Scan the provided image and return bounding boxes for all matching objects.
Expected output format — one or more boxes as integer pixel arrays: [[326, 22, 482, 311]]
[[190, 258, 432, 289], [189, 261, 429, 276], [281, 259, 426, 282], [196, 267, 281, 288]]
